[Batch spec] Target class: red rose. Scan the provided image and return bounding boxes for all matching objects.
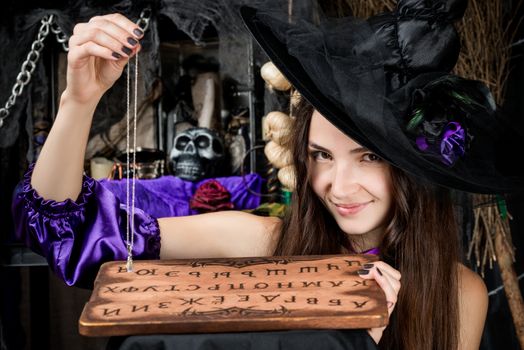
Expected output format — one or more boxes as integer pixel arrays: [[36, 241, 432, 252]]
[[190, 180, 234, 213]]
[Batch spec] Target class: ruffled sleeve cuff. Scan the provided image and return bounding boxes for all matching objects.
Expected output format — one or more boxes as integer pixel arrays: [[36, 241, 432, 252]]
[[12, 164, 161, 288]]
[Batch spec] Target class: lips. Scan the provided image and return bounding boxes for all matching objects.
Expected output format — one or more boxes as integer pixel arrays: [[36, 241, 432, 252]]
[[332, 201, 371, 216], [333, 200, 372, 208]]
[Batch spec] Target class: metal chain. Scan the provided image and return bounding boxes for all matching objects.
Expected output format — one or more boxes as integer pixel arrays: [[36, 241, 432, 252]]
[[50, 18, 70, 52], [0, 8, 151, 129], [0, 15, 55, 128], [137, 8, 152, 32]]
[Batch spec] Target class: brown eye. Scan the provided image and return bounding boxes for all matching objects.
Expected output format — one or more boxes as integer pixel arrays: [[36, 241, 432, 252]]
[[362, 153, 381, 162], [319, 151, 331, 160], [310, 150, 332, 161]]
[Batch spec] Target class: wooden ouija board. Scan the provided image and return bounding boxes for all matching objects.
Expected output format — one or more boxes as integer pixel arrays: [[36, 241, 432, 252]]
[[79, 254, 387, 336]]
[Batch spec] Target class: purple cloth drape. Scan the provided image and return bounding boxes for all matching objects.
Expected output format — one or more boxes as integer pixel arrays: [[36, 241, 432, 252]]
[[99, 173, 263, 218]]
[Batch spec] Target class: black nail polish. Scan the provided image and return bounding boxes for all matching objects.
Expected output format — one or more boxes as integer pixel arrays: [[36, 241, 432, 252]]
[[127, 37, 138, 46], [363, 263, 374, 269], [376, 267, 383, 276], [112, 52, 122, 59], [357, 269, 369, 275], [122, 46, 132, 55], [133, 28, 144, 37]]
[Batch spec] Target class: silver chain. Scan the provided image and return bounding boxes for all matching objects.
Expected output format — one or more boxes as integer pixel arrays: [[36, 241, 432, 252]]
[[51, 18, 70, 52], [0, 15, 68, 128], [126, 8, 150, 272], [125, 53, 139, 273], [0, 8, 151, 129]]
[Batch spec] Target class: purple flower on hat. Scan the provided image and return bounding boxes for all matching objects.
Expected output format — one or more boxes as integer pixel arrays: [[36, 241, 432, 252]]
[[439, 122, 466, 166]]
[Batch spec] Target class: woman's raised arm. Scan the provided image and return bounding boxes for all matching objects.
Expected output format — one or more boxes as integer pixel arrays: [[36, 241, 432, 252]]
[[31, 13, 143, 201]]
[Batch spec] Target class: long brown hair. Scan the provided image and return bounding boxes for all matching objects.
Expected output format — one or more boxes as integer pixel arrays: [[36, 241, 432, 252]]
[[274, 99, 460, 350]]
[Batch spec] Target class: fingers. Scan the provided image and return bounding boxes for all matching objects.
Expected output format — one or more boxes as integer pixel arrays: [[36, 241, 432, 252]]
[[358, 261, 401, 316], [68, 41, 117, 64], [370, 261, 401, 281], [94, 13, 144, 39], [68, 13, 143, 64], [89, 15, 142, 53]]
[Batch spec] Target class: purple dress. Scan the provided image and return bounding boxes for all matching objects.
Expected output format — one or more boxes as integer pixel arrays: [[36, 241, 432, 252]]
[[11, 166, 263, 288]]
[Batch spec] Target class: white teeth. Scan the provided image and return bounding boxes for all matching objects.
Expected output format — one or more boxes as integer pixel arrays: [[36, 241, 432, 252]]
[[177, 164, 201, 175]]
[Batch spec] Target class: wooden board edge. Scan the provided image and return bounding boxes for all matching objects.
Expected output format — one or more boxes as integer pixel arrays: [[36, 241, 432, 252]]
[[79, 313, 388, 337]]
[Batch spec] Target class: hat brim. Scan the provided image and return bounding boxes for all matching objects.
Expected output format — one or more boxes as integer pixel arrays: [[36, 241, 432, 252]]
[[241, 6, 524, 193], [240, 7, 377, 153]]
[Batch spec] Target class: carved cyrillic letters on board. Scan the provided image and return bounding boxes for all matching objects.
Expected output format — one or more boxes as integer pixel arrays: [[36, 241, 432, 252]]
[[79, 255, 387, 336]]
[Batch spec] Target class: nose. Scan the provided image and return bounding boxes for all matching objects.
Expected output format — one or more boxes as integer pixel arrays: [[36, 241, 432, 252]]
[[330, 162, 361, 200], [184, 141, 197, 155]]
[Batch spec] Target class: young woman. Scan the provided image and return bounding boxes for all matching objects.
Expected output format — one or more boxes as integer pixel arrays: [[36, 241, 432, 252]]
[[15, 1, 522, 348]]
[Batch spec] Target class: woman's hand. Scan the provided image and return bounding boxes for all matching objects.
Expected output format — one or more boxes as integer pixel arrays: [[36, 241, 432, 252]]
[[64, 13, 143, 104], [357, 261, 401, 344]]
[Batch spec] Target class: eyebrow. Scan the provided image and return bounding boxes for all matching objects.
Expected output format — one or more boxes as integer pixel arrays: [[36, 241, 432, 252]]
[[308, 142, 368, 154]]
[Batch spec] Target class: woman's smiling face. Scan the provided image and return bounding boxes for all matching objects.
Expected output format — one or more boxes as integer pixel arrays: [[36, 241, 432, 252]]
[[308, 110, 393, 248]]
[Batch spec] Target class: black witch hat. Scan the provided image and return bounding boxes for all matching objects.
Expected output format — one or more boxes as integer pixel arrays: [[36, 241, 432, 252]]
[[241, 0, 524, 194]]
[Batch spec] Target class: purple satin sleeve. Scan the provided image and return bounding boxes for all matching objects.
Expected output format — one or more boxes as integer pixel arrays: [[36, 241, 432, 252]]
[[11, 165, 160, 288]]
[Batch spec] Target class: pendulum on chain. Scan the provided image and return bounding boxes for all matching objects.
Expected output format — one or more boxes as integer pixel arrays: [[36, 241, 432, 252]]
[[125, 52, 139, 272]]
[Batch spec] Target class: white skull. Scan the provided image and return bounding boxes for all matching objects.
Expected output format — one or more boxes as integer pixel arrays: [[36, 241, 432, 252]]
[[169, 127, 224, 181]]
